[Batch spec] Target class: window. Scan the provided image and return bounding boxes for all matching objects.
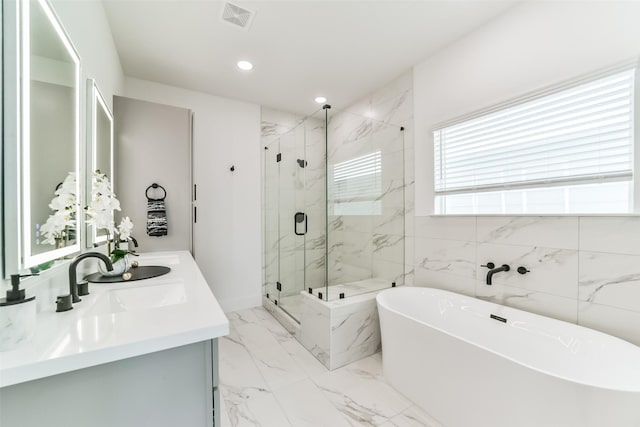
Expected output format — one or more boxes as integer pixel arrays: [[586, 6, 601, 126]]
[[433, 68, 635, 214], [331, 151, 382, 215]]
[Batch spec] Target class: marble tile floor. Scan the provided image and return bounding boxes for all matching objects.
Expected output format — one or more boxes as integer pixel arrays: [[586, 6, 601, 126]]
[[220, 306, 442, 427]]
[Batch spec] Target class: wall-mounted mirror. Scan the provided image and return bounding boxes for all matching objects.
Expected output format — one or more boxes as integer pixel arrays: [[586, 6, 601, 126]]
[[86, 79, 114, 248], [21, 0, 81, 268]]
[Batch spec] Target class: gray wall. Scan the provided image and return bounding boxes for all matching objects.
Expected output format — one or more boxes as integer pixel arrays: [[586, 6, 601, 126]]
[[114, 96, 191, 252]]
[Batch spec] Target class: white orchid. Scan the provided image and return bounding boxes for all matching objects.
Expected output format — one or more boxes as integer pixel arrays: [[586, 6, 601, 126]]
[[85, 171, 121, 235], [41, 172, 77, 246], [85, 171, 134, 251], [117, 216, 134, 241]]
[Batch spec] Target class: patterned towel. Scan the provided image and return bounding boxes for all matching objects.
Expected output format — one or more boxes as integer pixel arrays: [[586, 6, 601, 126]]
[[146, 184, 168, 237], [147, 200, 167, 236]]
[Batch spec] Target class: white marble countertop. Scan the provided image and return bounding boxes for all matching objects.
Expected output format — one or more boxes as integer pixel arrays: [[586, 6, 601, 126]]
[[0, 251, 229, 388]]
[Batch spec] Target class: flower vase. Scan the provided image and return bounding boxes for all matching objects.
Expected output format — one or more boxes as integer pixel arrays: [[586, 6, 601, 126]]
[[98, 254, 132, 277]]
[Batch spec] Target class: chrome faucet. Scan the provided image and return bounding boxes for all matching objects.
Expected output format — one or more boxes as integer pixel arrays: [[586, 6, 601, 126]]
[[482, 262, 511, 285], [68, 252, 113, 303]]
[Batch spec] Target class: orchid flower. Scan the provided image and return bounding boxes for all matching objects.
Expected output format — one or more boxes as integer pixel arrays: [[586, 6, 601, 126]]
[[41, 172, 77, 246]]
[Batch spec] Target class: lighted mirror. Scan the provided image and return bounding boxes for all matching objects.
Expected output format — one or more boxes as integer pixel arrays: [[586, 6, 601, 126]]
[[86, 79, 114, 248], [22, 0, 81, 267]]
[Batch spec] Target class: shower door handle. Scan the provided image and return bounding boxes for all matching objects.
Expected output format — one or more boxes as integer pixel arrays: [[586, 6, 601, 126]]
[[294, 212, 308, 236]]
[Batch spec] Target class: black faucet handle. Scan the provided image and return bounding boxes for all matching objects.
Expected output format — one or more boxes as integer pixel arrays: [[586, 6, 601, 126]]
[[55, 294, 73, 312], [77, 282, 90, 296], [517, 266, 530, 274], [481, 262, 496, 269]]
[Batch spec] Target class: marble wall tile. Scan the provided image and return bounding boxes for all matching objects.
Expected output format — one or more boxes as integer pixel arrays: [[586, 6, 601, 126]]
[[476, 243, 579, 299], [373, 126, 406, 155], [475, 282, 578, 323], [404, 264, 415, 286], [371, 71, 413, 126], [374, 208, 405, 236], [476, 216, 579, 249], [330, 302, 381, 370], [578, 251, 640, 312], [414, 267, 476, 297], [299, 295, 331, 368], [379, 178, 406, 209], [415, 237, 476, 279], [372, 259, 405, 284], [578, 301, 640, 346], [342, 216, 373, 234], [579, 216, 640, 255], [338, 264, 372, 285], [382, 150, 405, 182], [372, 233, 405, 264], [414, 216, 476, 241]]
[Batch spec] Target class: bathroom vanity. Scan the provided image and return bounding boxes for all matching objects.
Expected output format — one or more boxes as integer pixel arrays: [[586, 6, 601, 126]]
[[0, 251, 228, 427]]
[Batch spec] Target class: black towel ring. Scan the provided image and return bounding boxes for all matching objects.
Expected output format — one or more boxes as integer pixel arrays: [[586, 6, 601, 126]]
[[145, 183, 167, 201]]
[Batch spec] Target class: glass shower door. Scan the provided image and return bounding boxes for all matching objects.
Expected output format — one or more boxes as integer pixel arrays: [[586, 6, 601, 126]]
[[263, 138, 280, 306], [275, 123, 308, 320]]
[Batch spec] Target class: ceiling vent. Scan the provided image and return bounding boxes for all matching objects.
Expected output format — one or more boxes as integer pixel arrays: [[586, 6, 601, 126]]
[[220, 2, 255, 31]]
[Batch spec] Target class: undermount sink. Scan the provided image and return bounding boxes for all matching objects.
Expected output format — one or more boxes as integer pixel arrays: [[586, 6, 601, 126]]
[[87, 282, 187, 317]]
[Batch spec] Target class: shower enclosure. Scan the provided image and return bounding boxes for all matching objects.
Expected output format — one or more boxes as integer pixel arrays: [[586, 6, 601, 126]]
[[263, 105, 405, 323]]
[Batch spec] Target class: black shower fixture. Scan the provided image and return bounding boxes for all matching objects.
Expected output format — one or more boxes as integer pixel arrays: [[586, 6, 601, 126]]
[[297, 159, 307, 168]]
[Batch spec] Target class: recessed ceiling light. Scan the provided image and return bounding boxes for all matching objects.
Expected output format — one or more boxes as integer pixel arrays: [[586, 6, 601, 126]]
[[237, 60, 253, 71], [315, 96, 327, 104]]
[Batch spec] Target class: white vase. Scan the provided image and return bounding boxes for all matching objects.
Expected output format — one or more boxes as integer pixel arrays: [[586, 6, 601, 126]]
[[98, 255, 131, 277]]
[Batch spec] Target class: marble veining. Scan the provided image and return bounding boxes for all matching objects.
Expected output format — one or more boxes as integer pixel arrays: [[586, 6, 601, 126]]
[[581, 274, 640, 303]]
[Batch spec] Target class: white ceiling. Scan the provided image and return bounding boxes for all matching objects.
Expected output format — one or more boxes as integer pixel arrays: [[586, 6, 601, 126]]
[[103, 0, 517, 115]]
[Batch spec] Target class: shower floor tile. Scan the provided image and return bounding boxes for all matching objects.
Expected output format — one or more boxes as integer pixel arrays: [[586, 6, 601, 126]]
[[219, 306, 443, 427]]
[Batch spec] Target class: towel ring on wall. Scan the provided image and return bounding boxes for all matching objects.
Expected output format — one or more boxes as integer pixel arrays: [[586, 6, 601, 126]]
[[145, 183, 167, 201]]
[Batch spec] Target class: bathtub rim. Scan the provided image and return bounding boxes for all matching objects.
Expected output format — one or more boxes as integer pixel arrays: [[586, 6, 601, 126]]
[[377, 286, 640, 393]]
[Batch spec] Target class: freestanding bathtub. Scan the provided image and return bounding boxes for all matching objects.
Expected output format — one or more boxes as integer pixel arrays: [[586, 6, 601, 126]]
[[377, 287, 640, 427]]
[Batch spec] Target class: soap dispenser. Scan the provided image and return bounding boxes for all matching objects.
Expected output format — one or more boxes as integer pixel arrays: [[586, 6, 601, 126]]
[[0, 274, 38, 351]]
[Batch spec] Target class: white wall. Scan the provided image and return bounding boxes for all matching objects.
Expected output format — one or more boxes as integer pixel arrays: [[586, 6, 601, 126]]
[[113, 96, 192, 252], [51, 0, 124, 110], [409, 1, 640, 346], [414, 0, 640, 214], [124, 77, 262, 312]]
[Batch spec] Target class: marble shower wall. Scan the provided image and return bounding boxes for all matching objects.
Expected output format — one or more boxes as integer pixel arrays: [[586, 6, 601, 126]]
[[261, 70, 414, 298], [327, 71, 414, 287], [298, 292, 381, 370], [411, 215, 640, 346]]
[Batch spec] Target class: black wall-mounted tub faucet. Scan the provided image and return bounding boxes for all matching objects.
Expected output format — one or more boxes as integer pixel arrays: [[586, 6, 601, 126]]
[[485, 264, 510, 285]]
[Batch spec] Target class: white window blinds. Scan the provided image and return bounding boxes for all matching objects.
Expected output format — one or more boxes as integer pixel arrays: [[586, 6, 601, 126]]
[[332, 151, 382, 215], [434, 69, 635, 195]]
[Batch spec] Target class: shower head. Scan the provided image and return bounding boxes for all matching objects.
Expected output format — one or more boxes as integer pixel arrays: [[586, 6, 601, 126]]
[[297, 159, 307, 168]]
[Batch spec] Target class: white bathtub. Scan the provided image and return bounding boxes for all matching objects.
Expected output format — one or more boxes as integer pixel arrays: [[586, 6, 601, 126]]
[[377, 287, 640, 427]]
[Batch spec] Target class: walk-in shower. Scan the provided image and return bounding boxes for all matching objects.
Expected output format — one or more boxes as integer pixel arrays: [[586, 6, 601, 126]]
[[263, 105, 405, 320]]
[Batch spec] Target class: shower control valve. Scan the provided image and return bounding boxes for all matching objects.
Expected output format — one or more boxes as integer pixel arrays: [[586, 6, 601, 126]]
[[481, 262, 496, 269], [517, 266, 530, 275]]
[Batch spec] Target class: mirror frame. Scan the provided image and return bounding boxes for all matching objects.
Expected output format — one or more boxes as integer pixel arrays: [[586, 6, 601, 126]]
[[20, 0, 82, 268], [85, 78, 114, 248]]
